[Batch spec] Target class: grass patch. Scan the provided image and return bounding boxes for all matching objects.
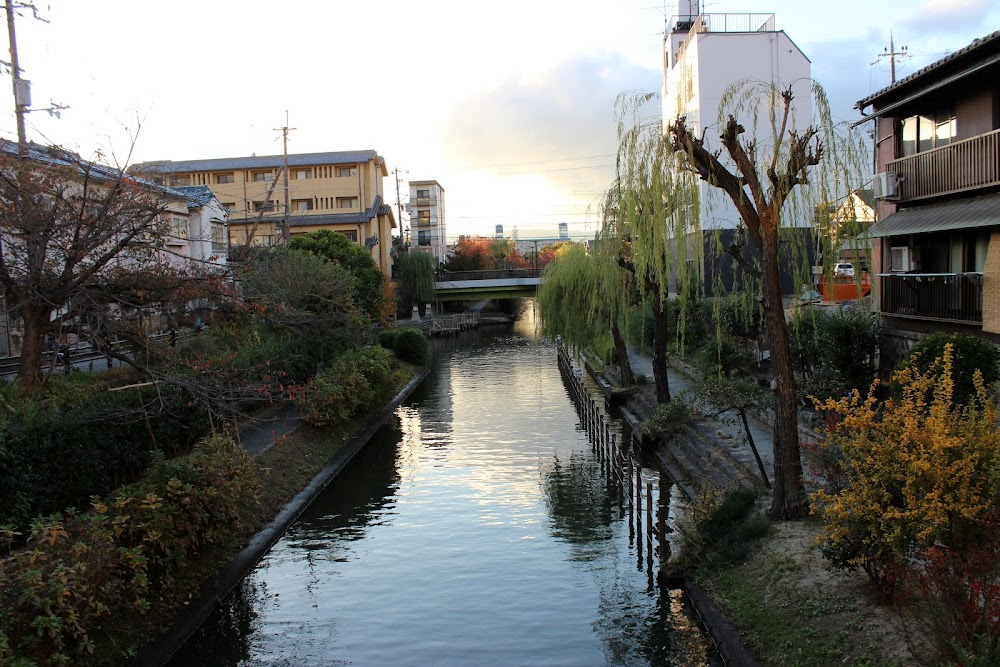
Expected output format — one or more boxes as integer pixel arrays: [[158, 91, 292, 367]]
[[695, 519, 909, 667]]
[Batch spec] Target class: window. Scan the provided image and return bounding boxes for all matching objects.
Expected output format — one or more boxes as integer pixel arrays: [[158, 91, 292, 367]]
[[253, 201, 275, 212], [211, 222, 227, 253], [221, 202, 237, 214], [340, 230, 358, 242], [899, 108, 956, 156], [336, 197, 358, 209], [215, 172, 235, 184], [252, 171, 274, 182], [293, 199, 313, 211], [169, 175, 190, 187], [417, 189, 429, 199], [171, 215, 188, 239], [417, 210, 430, 222], [293, 168, 312, 180], [418, 230, 430, 246], [336, 166, 357, 177]]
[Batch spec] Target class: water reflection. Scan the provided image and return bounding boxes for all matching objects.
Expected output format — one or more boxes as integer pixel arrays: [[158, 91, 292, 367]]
[[173, 306, 716, 666]]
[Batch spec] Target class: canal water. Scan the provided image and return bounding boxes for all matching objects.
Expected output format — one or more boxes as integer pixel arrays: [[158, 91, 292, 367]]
[[172, 306, 717, 666]]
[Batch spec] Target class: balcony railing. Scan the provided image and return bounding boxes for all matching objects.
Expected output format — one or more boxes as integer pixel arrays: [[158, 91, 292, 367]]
[[689, 13, 775, 34], [879, 272, 983, 324], [887, 128, 1000, 201], [411, 196, 437, 206]]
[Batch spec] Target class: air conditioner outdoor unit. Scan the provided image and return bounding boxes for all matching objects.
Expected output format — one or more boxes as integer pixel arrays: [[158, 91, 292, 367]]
[[873, 171, 899, 200], [890, 246, 911, 272]]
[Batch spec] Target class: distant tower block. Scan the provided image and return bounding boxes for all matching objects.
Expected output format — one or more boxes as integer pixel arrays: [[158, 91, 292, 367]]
[[558, 222, 569, 240], [495, 224, 504, 238]]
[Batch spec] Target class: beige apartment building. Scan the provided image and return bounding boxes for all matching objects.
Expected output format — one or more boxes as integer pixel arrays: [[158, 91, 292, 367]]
[[132, 150, 396, 275]]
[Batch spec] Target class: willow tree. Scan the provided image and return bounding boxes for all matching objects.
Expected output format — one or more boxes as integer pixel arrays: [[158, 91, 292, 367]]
[[397, 250, 437, 315], [609, 92, 703, 404], [538, 240, 636, 386], [668, 81, 866, 519]]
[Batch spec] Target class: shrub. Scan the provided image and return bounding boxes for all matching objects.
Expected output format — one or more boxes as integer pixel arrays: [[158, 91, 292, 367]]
[[812, 345, 1000, 592], [393, 327, 428, 365], [693, 335, 756, 377], [297, 347, 396, 428], [898, 332, 1000, 406], [377, 328, 401, 351], [790, 305, 878, 401], [643, 395, 699, 443], [0, 435, 260, 666]]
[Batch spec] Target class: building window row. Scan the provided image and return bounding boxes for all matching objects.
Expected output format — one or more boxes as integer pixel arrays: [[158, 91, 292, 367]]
[[243, 196, 360, 214], [165, 164, 361, 187], [899, 108, 957, 156]]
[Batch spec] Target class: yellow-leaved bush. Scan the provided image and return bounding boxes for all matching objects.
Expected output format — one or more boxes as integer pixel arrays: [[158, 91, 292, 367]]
[[810, 344, 1000, 589]]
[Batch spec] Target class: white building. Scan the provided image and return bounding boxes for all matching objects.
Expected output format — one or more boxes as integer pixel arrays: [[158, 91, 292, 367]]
[[662, 2, 813, 293], [407, 180, 447, 263], [169, 185, 229, 268]]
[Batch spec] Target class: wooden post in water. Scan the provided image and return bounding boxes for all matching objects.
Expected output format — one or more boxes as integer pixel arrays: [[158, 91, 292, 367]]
[[626, 455, 634, 505], [658, 477, 670, 562], [646, 482, 654, 564]]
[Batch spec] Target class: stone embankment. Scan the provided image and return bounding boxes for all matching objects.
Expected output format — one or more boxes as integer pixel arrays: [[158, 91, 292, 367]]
[[581, 348, 769, 501]]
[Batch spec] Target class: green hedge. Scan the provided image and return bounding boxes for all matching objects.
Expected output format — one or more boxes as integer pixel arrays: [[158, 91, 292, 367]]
[[379, 326, 428, 365], [0, 384, 211, 529], [897, 332, 1000, 406], [0, 435, 260, 666]]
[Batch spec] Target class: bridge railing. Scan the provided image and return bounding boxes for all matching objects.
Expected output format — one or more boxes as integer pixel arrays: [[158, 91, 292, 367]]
[[436, 268, 544, 281]]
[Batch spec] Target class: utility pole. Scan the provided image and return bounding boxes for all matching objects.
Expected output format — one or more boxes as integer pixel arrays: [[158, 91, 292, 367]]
[[274, 111, 295, 242], [392, 167, 409, 247], [6, 2, 27, 154], [873, 31, 908, 84]]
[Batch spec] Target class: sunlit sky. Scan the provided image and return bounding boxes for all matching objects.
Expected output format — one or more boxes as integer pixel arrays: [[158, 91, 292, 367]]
[[4, 0, 997, 242]]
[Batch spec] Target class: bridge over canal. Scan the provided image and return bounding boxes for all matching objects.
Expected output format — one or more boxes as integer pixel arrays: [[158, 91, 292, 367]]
[[434, 268, 543, 300]]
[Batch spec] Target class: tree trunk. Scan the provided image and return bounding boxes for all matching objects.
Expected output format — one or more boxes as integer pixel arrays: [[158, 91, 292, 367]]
[[17, 309, 51, 388], [651, 290, 671, 404], [611, 320, 635, 386], [759, 226, 807, 519]]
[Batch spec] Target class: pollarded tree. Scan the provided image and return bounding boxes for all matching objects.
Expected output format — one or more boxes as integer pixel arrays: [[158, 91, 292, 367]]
[[0, 142, 210, 389], [667, 81, 866, 519]]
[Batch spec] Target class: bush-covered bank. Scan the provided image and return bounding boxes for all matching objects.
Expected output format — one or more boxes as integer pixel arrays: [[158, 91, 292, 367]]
[[0, 361, 423, 667]]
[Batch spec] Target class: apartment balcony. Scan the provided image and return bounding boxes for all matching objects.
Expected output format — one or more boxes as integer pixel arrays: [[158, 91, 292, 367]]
[[887, 128, 1000, 202], [879, 272, 983, 324], [411, 196, 437, 207]]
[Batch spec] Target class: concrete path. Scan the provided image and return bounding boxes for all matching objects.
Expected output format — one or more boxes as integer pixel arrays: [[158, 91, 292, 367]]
[[625, 347, 776, 485], [236, 402, 302, 457]]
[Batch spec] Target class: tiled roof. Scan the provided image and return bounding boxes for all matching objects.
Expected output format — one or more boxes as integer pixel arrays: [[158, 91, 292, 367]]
[[172, 185, 217, 208], [132, 150, 379, 173], [0, 138, 188, 198], [857, 29, 1000, 110]]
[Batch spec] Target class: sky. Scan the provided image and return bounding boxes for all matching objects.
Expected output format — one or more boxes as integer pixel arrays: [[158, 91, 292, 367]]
[[3, 0, 998, 243]]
